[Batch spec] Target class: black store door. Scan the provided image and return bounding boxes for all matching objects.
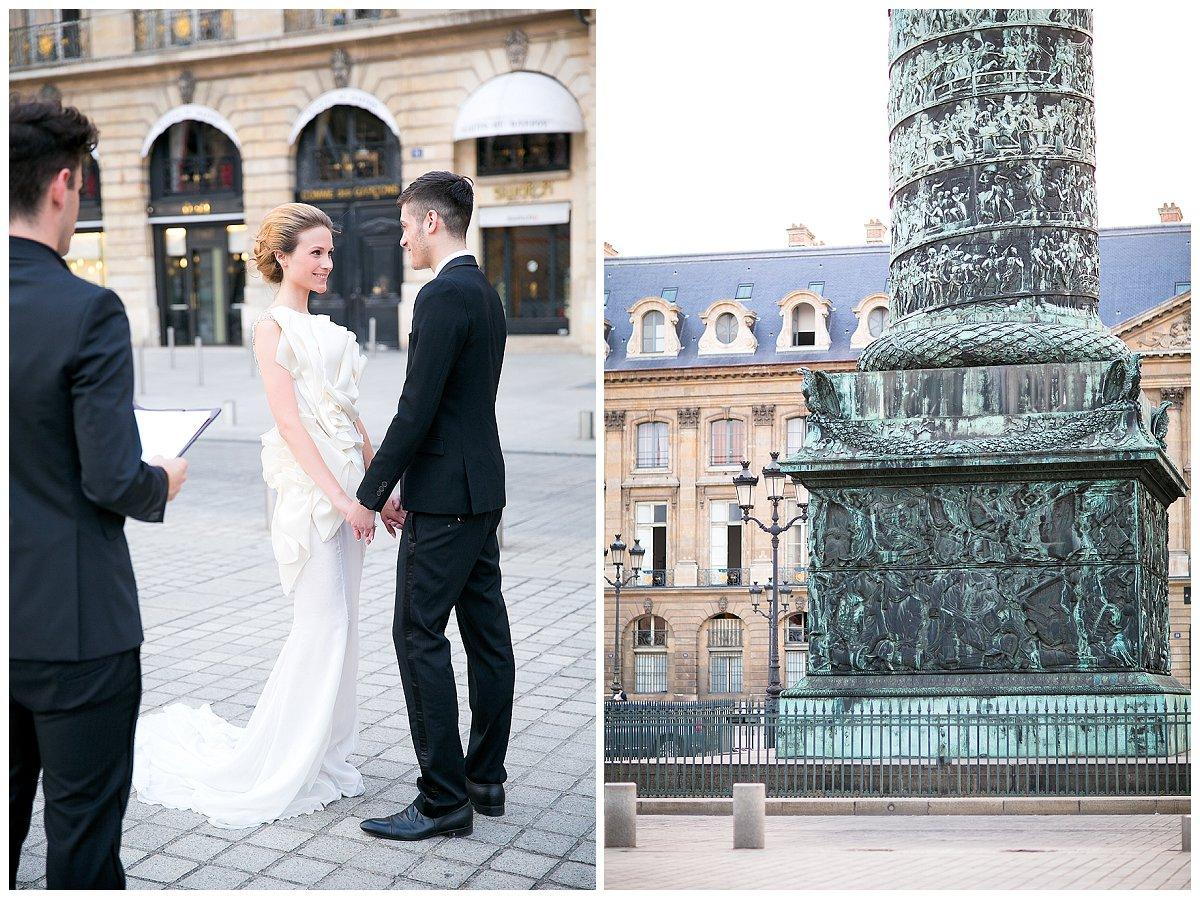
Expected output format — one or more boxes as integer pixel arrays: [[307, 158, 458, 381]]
[[157, 224, 242, 346], [308, 202, 401, 349]]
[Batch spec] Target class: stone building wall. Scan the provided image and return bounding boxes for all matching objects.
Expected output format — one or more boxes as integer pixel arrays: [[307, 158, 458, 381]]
[[10, 8, 595, 352]]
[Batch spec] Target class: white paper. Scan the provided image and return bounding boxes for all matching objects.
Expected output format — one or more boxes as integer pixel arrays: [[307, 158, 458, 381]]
[[135, 409, 218, 461]]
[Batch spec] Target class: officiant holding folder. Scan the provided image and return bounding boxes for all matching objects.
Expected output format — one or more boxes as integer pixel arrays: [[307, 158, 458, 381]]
[[9, 98, 189, 890]]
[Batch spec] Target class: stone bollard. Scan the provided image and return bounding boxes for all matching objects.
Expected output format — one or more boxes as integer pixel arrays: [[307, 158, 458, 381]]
[[1183, 815, 1191, 852], [222, 399, 237, 427], [604, 782, 637, 848], [733, 783, 766, 849]]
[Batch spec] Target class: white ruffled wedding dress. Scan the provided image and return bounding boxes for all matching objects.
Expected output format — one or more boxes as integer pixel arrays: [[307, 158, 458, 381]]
[[133, 306, 369, 828]]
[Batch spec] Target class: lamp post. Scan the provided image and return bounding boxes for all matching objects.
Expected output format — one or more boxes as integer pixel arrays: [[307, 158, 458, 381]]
[[604, 533, 645, 698], [734, 452, 808, 727]]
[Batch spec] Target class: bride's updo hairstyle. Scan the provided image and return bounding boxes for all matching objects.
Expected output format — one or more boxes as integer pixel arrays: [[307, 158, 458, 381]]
[[251, 203, 337, 285]]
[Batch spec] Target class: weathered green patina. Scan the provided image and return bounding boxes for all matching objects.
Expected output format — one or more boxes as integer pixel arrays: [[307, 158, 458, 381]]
[[778, 10, 1189, 762]]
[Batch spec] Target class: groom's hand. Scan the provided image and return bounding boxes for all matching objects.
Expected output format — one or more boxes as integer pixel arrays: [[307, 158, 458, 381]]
[[381, 496, 407, 538], [347, 501, 376, 543]]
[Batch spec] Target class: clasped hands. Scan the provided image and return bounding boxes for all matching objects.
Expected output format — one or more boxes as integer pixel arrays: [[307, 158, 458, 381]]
[[340, 494, 407, 544]]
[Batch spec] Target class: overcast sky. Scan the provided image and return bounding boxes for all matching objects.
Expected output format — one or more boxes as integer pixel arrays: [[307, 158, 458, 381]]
[[598, 3, 1197, 256]]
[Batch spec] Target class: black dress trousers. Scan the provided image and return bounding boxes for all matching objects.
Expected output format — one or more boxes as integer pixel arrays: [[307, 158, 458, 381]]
[[394, 509, 515, 816], [9, 649, 141, 890]]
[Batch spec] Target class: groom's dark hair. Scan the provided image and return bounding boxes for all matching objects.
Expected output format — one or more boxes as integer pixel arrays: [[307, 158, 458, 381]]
[[398, 171, 474, 239]]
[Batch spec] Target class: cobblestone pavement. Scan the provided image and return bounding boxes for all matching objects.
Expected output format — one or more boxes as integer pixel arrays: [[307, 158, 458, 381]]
[[606, 815, 1189, 889], [15, 429, 597, 890]]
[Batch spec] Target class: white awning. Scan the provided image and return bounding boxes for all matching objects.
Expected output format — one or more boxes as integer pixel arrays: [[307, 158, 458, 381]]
[[140, 104, 242, 158], [478, 202, 571, 228], [454, 72, 584, 140]]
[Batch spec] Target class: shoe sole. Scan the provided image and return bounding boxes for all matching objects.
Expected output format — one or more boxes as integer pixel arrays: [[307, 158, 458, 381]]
[[471, 802, 505, 817]]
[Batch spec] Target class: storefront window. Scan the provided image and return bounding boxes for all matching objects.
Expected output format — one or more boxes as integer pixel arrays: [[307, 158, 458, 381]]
[[150, 121, 241, 198], [298, 106, 395, 185], [483, 222, 570, 334], [476, 133, 570, 176], [66, 230, 105, 286]]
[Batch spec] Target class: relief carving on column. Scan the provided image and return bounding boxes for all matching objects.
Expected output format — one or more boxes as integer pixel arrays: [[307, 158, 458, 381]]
[[677, 407, 700, 428]]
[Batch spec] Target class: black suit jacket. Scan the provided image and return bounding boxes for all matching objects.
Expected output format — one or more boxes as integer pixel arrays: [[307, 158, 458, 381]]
[[9, 236, 169, 662], [357, 255, 506, 514]]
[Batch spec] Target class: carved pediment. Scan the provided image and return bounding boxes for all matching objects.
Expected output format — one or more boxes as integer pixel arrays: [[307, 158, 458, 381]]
[[1113, 291, 1190, 355]]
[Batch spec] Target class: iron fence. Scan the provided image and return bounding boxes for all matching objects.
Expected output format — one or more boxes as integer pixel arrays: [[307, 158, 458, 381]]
[[605, 696, 1190, 798]]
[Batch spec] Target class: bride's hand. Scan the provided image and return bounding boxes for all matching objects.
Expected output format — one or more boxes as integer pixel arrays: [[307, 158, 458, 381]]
[[339, 495, 376, 544]]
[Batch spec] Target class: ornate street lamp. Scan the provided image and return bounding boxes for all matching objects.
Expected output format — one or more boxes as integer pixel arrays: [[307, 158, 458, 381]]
[[737, 452, 809, 725], [604, 533, 644, 698]]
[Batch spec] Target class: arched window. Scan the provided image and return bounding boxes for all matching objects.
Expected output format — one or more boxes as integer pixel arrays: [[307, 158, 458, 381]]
[[785, 613, 807, 684], [633, 615, 668, 694], [868, 306, 889, 338], [149, 121, 241, 199], [791, 303, 816, 346], [636, 421, 669, 469], [707, 613, 744, 694], [297, 105, 398, 186], [715, 312, 738, 344], [642, 310, 666, 354], [710, 418, 745, 468]]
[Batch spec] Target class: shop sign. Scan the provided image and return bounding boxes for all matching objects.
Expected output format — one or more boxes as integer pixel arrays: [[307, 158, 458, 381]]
[[299, 183, 401, 203], [492, 180, 558, 203]]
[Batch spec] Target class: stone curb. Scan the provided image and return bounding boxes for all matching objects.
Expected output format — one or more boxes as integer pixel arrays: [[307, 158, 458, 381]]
[[635, 796, 1190, 816]]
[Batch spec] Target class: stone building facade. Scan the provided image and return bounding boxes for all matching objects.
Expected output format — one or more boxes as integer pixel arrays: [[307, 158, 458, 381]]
[[603, 223, 1192, 700], [10, 8, 595, 353]]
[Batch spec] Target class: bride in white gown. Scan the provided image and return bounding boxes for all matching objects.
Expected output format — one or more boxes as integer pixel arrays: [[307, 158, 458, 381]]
[[133, 203, 378, 828]]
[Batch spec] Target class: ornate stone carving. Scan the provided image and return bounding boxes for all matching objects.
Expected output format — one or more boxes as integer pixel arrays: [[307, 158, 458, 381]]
[[331, 48, 351, 89], [1139, 317, 1191, 352], [177, 69, 196, 105], [505, 28, 529, 70], [604, 410, 626, 431], [1160, 387, 1186, 405], [805, 478, 1168, 675], [752, 405, 776, 426], [38, 83, 61, 103], [677, 407, 700, 428]]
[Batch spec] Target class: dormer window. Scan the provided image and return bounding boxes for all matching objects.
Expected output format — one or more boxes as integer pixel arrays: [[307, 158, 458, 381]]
[[776, 290, 832, 353], [851, 293, 891, 348], [626, 297, 683, 358], [697, 299, 757, 356]]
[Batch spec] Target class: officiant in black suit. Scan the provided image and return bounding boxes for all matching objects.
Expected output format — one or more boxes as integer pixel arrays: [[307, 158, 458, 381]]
[[346, 171, 515, 841], [9, 99, 189, 889]]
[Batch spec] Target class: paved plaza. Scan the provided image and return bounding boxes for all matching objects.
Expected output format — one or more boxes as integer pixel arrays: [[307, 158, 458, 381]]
[[15, 345, 597, 890], [606, 815, 1190, 889]]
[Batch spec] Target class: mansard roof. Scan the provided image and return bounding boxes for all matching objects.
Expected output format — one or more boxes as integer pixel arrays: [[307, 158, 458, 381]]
[[603, 222, 1191, 371]]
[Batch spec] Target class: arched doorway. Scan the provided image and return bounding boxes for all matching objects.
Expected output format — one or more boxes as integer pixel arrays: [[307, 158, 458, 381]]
[[147, 120, 245, 345], [295, 104, 402, 348]]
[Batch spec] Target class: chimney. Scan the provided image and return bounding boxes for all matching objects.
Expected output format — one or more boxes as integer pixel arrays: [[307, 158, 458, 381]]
[[603, 241, 619, 257], [865, 218, 886, 243], [1158, 202, 1183, 223], [786, 223, 820, 248]]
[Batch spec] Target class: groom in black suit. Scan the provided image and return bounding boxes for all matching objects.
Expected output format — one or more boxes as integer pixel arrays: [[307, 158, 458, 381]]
[[9, 99, 189, 888], [348, 172, 514, 840]]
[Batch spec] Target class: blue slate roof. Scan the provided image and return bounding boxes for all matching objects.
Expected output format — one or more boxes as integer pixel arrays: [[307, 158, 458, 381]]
[[604, 223, 1191, 371]]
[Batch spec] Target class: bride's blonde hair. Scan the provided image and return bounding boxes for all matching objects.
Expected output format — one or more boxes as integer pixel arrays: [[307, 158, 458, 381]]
[[251, 203, 337, 285]]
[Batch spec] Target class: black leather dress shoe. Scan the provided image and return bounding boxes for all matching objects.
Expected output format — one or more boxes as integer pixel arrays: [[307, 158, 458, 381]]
[[360, 798, 473, 841], [466, 779, 505, 817]]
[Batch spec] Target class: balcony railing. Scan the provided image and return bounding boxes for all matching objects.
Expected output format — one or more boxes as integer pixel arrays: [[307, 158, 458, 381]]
[[309, 143, 395, 184], [10, 17, 89, 69], [705, 567, 747, 587], [634, 629, 667, 648], [631, 569, 672, 588], [134, 10, 234, 52], [153, 155, 242, 198], [284, 9, 398, 32]]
